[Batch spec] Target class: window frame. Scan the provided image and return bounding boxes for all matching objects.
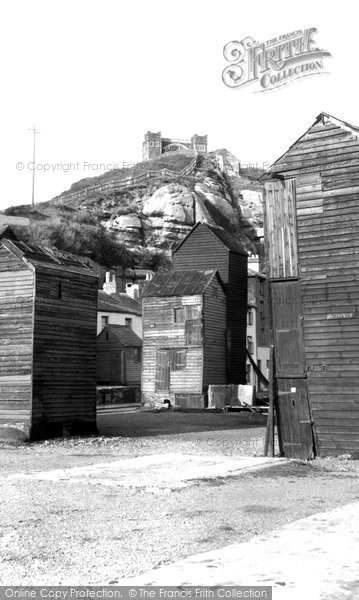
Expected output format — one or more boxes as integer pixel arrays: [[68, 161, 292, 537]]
[[101, 315, 109, 329], [174, 307, 185, 324]]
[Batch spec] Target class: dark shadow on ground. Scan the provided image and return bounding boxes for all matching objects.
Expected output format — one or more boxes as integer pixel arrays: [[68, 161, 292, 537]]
[[97, 410, 267, 437]]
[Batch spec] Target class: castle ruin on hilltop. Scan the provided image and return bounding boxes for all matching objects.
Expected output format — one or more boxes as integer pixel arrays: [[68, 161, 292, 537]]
[[143, 131, 208, 161]]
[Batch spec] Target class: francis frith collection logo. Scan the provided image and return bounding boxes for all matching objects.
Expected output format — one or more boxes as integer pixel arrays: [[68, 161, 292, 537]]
[[222, 28, 331, 92]]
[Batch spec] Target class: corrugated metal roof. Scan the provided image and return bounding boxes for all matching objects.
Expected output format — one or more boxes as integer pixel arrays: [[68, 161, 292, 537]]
[[174, 222, 246, 255], [142, 269, 218, 298], [98, 290, 141, 315], [98, 324, 142, 347]]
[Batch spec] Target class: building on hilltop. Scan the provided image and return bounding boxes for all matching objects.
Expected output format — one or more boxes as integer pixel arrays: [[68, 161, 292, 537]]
[[143, 132, 208, 161]]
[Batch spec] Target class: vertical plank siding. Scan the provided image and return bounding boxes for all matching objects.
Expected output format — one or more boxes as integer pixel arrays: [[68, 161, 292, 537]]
[[265, 117, 359, 456], [264, 179, 298, 278], [124, 348, 141, 386], [96, 338, 141, 386]]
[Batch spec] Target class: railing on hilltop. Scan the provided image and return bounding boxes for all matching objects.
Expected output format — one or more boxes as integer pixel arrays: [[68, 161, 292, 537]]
[[54, 153, 199, 206]]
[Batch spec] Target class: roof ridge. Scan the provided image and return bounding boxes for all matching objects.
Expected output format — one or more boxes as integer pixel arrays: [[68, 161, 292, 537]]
[[262, 112, 359, 178]]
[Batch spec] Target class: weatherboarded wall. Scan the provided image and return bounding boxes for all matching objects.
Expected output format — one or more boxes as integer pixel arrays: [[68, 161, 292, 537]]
[[203, 279, 227, 387], [0, 240, 99, 441], [31, 265, 98, 438], [173, 223, 247, 384], [142, 295, 203, 405], [264, 116, 359, 456], [0, 248, 34, 440]]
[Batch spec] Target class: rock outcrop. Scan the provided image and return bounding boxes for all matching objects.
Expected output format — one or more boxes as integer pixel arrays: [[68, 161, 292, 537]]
[[8, 150, 265, 262]]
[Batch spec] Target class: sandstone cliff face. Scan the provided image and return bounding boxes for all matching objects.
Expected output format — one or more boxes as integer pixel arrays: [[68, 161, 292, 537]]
[[42, 150, 265, 258], [87, 153, 262, 255]]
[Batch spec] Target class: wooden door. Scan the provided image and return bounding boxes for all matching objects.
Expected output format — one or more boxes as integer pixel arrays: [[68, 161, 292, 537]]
[[276, 379, 315, 460], [271, 280, 315, 459], [156, 349, 170, 392], [111, 350, 125, 384], [264, 178, 298, 279], [272, 280, 305, 377]]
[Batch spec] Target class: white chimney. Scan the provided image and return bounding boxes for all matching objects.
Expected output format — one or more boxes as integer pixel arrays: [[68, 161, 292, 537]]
[[126, 282, 140, 300], [103, 270, 122, 295], [248, 253, 260, 273]]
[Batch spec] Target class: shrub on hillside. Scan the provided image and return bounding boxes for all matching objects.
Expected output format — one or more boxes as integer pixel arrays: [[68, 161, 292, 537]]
[[18, 213, 134, 268]]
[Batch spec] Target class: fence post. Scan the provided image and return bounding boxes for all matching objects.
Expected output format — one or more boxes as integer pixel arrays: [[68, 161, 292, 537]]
[[264, 345, 275, 457]]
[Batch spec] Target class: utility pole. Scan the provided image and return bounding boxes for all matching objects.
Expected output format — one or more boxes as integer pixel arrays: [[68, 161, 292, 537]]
[[28, 126, 39, 208]]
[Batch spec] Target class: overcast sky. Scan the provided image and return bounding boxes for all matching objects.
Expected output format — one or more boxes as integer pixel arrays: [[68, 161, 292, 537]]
[[0, 0, 357, 210]]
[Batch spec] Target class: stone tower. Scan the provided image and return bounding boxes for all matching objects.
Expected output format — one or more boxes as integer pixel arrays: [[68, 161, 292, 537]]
[[191, 134, 208, 153], [143, 132, 162, 161]]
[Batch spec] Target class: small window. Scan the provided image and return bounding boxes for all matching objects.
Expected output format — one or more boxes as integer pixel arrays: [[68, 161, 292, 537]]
[[260, 301, 265, 319], [247, 310, 253, 326], [101, 316, 109, 329], [246, 364, 251, 384], [185, 318, 202, 345], [259, 280, 264, 297], [170, 348, 186, 371], [134, 348, 142, 363], [125, 318, 132, 329], [150, 141, 154, 147], [247, 336, 254, 355], [174, 307, 185, 323]]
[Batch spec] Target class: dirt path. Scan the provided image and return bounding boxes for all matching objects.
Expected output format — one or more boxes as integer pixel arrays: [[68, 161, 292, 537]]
[[1, 412, 358, 586]]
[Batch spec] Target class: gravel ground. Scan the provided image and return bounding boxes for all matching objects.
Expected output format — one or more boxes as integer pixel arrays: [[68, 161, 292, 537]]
[[1, 411, 358, 586]]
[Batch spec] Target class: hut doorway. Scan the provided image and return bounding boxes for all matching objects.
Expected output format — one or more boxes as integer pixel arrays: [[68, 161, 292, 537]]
[[155, 349, 170, 392], [110, 350, 125, 384], [271, 280, 315, 459]]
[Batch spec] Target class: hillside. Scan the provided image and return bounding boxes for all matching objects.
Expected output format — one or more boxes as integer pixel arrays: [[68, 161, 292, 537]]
[[4, 150, 265, 270]]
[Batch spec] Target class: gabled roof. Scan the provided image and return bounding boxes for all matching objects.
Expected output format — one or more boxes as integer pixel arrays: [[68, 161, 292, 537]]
[[262, 112, 359, 180], [98, 290, 141, 315], [174, 222, 247, 256], [0, 225, 18, 241], [98, 324, 142, 347], [1, 239, 97, 276], [142, 269, 221, 298]]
